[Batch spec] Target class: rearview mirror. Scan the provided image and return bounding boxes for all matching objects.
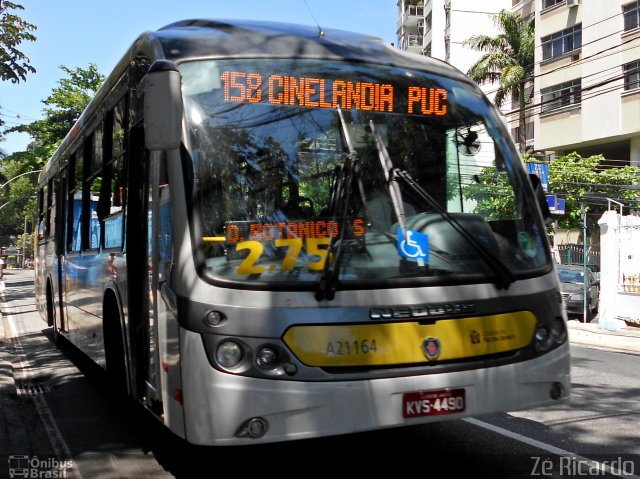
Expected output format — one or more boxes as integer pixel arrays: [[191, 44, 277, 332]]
[[144, 60, 183, 151]]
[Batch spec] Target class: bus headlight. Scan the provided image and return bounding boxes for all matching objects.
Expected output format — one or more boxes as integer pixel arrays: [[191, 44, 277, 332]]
[[256, 347, 277, 369], [205, 310, 226, 327], [216, 340, 244, 368], [534, 317, 567, 352], [534, 325, 552, 352], [549, 317, 567, 344]]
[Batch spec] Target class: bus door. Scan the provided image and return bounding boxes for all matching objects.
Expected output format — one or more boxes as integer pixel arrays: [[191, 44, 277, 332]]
[[143, 152, 165, 409], [55, 174, 68, 334], [128, 124, 163, 412]]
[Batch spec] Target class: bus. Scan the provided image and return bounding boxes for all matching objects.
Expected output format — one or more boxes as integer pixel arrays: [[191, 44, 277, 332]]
[[34, 19, 570, 446]]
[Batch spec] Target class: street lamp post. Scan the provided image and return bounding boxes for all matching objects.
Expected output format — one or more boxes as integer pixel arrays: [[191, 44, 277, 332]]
[[0, 169, 42, 191]]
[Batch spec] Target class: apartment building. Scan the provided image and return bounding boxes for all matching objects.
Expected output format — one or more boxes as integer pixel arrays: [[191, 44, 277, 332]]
[[534, 0, 640, 166], [396, 0, 526, 145], [396, 0, 512, 77], [397, 0, 640, 165]]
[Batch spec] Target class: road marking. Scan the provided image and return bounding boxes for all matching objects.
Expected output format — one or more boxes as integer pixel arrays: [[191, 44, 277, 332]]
[[465, 417, 640, 479], [2, 290, 83, 479]]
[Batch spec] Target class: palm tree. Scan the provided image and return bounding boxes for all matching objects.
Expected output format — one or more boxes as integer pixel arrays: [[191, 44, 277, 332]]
[[463, 9, 534, 153]]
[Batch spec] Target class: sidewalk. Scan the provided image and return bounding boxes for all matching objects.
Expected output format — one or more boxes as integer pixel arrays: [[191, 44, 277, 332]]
[[567, 318, 640, 354], [0, 270, 32, 459]]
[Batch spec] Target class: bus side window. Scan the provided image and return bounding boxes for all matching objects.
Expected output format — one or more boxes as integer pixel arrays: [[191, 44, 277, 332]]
[[47, 178, 57, 240], [38, 185, 47, 241], [82, 130, 103, 251], [68, 151, 83, 253], [38, 220, 45, 242], [103, 97, 127, 250]]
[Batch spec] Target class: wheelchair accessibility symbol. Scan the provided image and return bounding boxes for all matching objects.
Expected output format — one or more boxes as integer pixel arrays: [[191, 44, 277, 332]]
[[397, 227, 429, 264]]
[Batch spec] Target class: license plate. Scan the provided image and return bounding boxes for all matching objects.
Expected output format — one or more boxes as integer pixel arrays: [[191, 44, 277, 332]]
[[402, 388, 466, 418]]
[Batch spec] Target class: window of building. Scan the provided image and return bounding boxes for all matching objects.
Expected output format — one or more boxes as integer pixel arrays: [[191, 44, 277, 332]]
[[624, 60, 640, 91], [511, 122, 534, 144], [542, 0, 564, 9], [624, 1, 640, 31], [541, 79, 581, 113], [541, 24, 582, 60], [510, 84, 533, 110]]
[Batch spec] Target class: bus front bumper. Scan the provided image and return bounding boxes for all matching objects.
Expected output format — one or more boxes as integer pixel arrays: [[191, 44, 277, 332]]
[[178, 327, 570, 446]]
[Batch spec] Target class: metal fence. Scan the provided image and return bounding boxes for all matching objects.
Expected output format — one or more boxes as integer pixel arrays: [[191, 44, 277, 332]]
[[557, 243, 601, 272]]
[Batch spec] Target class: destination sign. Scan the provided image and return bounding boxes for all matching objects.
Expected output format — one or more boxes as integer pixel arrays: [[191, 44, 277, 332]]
[[225, 218, 365, 243], [201, 219, 366, 275], [219, 71, 448, 116]]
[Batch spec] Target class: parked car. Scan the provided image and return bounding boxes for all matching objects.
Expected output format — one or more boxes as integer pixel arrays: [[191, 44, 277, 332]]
[[557, 264, 600, 320]]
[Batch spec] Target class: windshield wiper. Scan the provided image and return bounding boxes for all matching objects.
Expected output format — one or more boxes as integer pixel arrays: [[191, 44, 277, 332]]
[[395, 169, 515, 289], [369, 121, 407, 239], [315, 107, 368, 301]]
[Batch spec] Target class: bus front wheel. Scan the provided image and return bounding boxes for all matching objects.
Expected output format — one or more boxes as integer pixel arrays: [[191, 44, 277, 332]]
[[103, 294, 129, 398]]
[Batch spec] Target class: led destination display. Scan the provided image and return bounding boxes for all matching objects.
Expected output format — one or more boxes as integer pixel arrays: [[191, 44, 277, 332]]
[[219, 70, 448, 116]]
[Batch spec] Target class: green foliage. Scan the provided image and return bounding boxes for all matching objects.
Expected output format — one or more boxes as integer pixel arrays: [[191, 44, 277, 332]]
[[6, 64, 104, 151], [548, 152, 640, 228], [0, 1, 37, 136], [0, 1, 36, 84], [466, 152, 640, 230], [461, 165, 516, 221]]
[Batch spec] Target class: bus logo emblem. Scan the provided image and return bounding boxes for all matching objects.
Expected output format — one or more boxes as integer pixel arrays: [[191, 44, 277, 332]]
[[422, 337, 441, 361]]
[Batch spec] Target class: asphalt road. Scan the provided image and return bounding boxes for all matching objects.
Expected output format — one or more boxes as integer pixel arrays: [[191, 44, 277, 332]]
[[1, 268, 639, 478]]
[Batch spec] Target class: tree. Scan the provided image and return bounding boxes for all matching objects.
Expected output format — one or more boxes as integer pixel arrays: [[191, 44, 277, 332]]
[[465, 152, 640, 231], [0, 1, 36, 82], [546, 152, 640, 228], [6, 63, 104, 157], [463, 10, 534, 153], [0, 1, 37, 134]]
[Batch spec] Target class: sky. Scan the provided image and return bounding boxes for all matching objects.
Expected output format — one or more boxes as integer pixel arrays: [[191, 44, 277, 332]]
[[0, 0, 398, 155]]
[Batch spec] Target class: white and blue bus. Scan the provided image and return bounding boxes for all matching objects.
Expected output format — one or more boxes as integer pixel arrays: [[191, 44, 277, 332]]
[[35, 19, 570, 445]]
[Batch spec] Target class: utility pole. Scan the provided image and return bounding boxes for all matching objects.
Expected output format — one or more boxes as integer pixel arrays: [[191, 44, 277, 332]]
[[22, 215, 28, 268], [581, 203, 588, 323]]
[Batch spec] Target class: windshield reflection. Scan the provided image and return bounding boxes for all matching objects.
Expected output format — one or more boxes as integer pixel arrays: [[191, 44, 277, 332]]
[[179, 59, 550, 287]]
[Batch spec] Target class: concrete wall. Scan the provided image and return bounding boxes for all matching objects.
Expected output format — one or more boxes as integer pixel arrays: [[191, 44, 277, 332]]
[[598, 210, 640, 327]]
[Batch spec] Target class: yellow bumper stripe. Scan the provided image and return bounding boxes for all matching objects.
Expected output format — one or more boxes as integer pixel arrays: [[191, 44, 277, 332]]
[[283, 311, 536, 367]]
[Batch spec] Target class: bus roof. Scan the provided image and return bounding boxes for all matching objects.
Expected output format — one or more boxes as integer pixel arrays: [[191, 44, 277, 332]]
[[154, 19, 468, 80]]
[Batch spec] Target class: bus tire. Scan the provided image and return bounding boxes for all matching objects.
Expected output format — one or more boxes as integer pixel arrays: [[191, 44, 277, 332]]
[[46, 282, 66, 349], [103, 294, 129, 398]]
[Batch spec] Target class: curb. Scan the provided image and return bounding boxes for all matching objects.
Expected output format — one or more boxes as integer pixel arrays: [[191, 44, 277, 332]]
[[567, 322, 640, 354]]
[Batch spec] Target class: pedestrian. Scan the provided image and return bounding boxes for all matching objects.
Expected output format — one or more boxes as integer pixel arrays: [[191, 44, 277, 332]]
[[0, 256, 5, 280]]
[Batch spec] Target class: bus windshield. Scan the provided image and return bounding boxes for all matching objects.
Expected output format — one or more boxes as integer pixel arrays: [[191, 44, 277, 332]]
[[180, 59, 549, 287]]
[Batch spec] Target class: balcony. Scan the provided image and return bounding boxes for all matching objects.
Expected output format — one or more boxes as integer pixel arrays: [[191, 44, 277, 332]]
[[402, 34, 424, 53], [401, 5, 425, 28]]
